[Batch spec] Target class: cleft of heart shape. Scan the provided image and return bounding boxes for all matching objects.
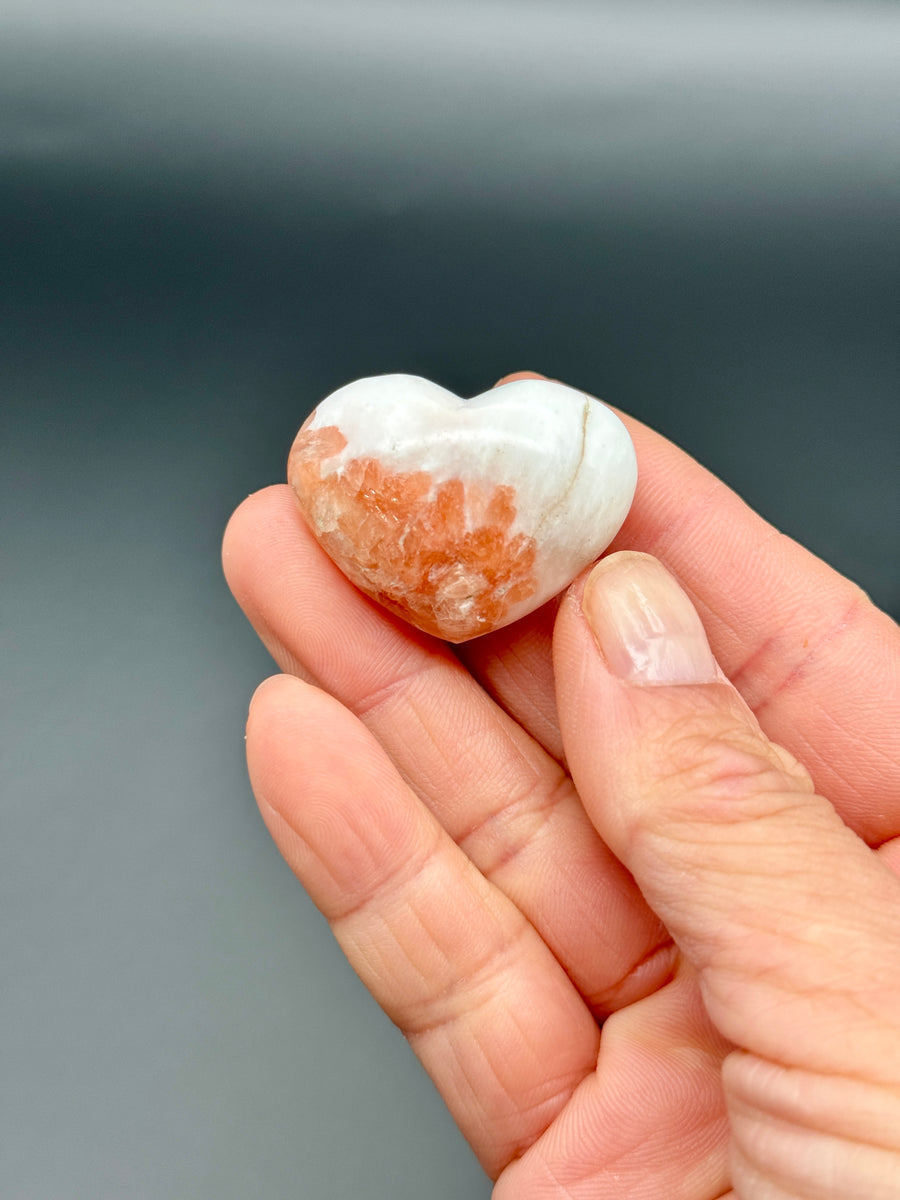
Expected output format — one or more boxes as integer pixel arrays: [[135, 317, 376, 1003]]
[[288, 374, 637, 642]]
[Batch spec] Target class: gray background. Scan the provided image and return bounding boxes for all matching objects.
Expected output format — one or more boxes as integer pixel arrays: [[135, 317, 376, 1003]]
[[2, 2, 898, 1197]]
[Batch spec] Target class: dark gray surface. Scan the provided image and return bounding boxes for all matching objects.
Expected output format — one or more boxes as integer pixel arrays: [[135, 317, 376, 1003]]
[[2, 3, 899, 1198]]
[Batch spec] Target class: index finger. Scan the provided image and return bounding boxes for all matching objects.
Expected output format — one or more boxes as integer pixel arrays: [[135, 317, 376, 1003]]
[[468, 372, 900, 844]]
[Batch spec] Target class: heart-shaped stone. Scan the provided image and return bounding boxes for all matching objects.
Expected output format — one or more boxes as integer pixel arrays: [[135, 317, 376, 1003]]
[[288, 374, 637, 641]]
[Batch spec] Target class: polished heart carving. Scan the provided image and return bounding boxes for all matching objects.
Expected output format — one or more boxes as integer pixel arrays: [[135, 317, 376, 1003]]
[[288, 374, 637, 642]]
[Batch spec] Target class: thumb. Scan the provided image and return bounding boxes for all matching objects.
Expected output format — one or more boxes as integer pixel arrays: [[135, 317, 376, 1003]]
[[554, 551, 900, 1194]]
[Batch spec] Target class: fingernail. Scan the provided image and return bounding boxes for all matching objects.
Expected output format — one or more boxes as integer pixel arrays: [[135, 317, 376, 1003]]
[[582, 552, 718, 685]]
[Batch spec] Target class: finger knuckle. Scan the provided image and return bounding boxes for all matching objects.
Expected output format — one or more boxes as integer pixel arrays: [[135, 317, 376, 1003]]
[[648, 705, 815, 822]]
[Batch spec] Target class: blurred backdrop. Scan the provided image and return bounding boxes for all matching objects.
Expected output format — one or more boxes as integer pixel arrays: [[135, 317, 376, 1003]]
[[2, 2, 898, 1197]]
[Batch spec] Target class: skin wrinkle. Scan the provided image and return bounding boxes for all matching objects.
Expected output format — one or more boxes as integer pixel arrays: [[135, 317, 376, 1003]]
[[267, 604, 599, 894], [842, 987, 900, 1055], [701, 965, 900, 1093], [329, 617, 450, 699], [351, 908, 462, 1034], [645, 838, 879, 960], [427, 1043, 586, 1182], [723, 631, 782, 704], [774, 695, 900, 846], [372, 678, 561, 838], [642, 772, 818, 840], [624, 816, 897, 1003], [642, 714, 815, 809], [490, 1076, 593, 1163], [725, 1056, 900, 1152], [350, 655, 456, 722], [325, 813, 447, 928], [254, 790, 352, 897], [806, 689, 900, 780], [326, 821, 528, 1024], [586, 938, 678, 1016], [727, 1095, 900, 1200], [628, 715, 900, 1046], [474, 664, 565, 765], [300, 630, 526, 819], [354, 640, 560, 831], [730, 1052, 900, 1105], [345, 898, 518, 1035], [498, 969, 733, 1180], [633, 823, 815, 895], [454, 769, 574, 878], [710, 920, 856, 987], [501, 1008, 596, 1123], [412, 1040, 528, 1180], [739, 1128, 900, 1195], [352, 662, 472, 763], [332, 667, 520, 824], [729, 586, 875, 721], [404, 964, 598, 1177], [273, 559, 551, 805]]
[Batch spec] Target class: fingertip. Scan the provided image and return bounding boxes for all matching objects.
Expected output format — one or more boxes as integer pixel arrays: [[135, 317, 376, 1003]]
[[247, 671, 310, 721], [245, 675, 330, 815], [246, 676, 319, 763], [225, 483, 290, 534], [222, 484, 295, 582]]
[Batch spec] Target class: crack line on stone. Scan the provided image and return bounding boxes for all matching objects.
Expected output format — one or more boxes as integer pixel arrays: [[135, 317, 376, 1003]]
[[532, 394, 590, 543]]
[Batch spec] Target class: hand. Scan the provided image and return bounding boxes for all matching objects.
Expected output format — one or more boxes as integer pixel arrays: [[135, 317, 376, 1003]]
[[223, 373, 900, 1197]]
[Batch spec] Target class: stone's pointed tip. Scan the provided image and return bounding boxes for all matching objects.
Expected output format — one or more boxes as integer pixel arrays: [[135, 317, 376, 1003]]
[[289, 374, 636, 642]]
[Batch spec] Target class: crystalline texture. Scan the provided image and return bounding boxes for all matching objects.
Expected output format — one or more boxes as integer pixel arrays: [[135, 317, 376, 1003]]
[[290, 425, 538, 640]]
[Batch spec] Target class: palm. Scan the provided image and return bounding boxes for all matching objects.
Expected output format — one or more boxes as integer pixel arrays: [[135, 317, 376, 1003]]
[[224, 401, 900, 1197]]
